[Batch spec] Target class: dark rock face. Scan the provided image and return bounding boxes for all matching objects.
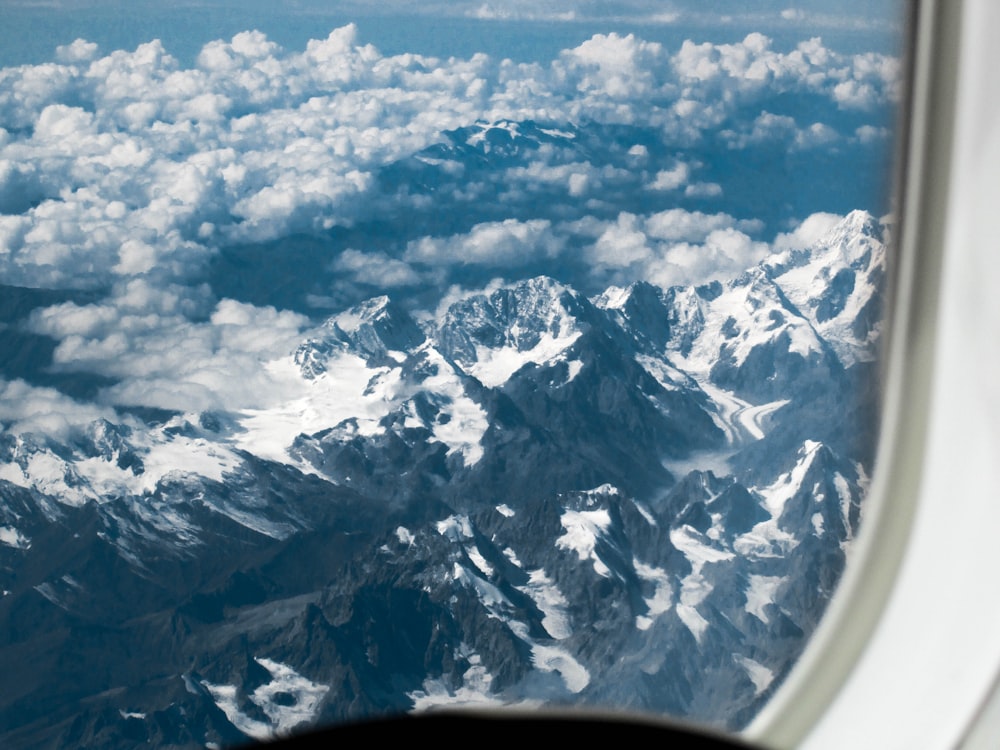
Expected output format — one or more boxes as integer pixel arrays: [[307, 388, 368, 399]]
[[295, 296, 427, 376], [0, 213, 884, 748]]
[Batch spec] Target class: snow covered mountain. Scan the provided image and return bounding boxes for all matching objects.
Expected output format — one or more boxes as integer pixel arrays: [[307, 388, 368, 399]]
[[0, 211, 884, 748]]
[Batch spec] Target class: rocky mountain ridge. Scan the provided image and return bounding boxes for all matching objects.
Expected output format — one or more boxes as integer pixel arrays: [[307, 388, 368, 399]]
[[0, 210, 885, 748]]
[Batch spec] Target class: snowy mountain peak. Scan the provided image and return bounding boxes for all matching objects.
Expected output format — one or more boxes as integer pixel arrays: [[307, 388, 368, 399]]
[[425, 119, 581, 165], [593, 281, 674, 353], [436, 276, 589, 387], [768, 211, 887, 366], [833, 209, 882, 243], [329, 295, 393, 333], [593, 280, 665, 313], [592, 284, 630, 312], [294, 295, 425, 377], [802, 210, 884, 273]]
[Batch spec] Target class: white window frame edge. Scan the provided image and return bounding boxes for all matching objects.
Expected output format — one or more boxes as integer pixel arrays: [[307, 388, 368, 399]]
[[743, 0, 959, 746]]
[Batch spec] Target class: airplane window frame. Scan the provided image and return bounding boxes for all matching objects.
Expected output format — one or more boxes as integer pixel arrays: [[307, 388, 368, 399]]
[[747, 0, 1000, 747], [742, 0, 937, 741]]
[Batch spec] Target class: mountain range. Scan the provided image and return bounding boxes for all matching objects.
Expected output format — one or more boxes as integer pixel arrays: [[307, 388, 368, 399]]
[[0, 209, 884, 748]]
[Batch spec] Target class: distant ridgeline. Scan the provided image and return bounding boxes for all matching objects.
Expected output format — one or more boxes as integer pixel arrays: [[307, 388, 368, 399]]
[[0, 211, 883, 747]]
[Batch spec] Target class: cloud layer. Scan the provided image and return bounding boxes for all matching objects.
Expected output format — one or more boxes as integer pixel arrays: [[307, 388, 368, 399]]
[[0, 25, 898, 417], [0, 25, 898, 282]]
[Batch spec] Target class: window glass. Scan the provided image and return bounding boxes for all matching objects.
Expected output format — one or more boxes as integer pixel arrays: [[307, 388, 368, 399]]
[[0, 1, 903, 745]]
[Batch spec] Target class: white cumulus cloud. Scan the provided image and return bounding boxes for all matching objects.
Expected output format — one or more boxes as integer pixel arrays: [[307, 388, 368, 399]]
[[0, 24, 898, 421], [405, 219, 564, 267]]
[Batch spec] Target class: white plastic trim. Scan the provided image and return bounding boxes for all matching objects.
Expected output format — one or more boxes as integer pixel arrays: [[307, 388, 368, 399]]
[[748, 1, 1000, 747]]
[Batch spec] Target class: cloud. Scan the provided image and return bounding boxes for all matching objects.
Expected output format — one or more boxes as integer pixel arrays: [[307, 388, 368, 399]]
[[0, 378, 115, 440], [55, 39, 101, 64], [685, 182, 723, 198], [197, 29, 282, 76], [334, 249, 424, 287], [647, 162, 690, 191], [579, 209, 771, 288], [644, 208, 761, 241], [501, 160, 629, 199], [556, 32, 672, 102], [27, 282, 310, 414], [0, 25, 897, 294], [671, 33, 899, 112], [773, 211, 844, 250], [405, 219, 564, 267], [383, 206, 775, 295], [722, 110, 841, 151], [0, 61, 79, 130], [275, 0, 897, 29], [644, 226, 769, 288], [0, 25, 898, 421], [794, 121, 838, 149], [0, 26, 498, 286], [587, 213, 654, 267], [831, 53, 902, 109], [855, 124, 891, 144], [469, 2, 577, 21]]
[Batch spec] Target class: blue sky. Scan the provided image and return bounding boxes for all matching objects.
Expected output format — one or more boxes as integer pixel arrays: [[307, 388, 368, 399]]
[[0, 0, 905, 67], [0, 0, 903, 16]]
